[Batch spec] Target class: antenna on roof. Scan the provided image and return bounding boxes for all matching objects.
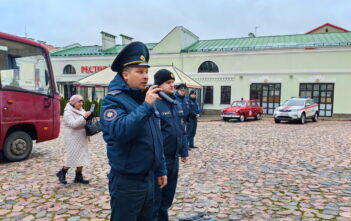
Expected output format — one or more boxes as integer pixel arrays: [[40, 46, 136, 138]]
[[255, 26, 259, 36], [24, 25, 28, 38]]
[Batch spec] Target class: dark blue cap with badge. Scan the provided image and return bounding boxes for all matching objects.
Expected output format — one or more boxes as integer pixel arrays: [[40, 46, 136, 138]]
[[176, 83, 187, 90], [111, 41, 150, 74]]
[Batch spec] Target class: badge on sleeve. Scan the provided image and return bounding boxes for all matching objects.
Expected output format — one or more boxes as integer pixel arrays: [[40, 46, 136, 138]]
[[103, 109, 118, 121]]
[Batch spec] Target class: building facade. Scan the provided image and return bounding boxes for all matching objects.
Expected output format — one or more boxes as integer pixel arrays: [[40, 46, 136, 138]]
[[50, 24, 351, 117]]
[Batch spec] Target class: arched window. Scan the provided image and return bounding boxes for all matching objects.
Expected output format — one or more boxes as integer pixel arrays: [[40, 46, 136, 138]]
[[63, 65, 76, 74], [198, 61, 219, 73]]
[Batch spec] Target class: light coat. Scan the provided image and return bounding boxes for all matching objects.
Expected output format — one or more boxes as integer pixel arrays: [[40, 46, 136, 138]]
[[63, 103, 90, 167]]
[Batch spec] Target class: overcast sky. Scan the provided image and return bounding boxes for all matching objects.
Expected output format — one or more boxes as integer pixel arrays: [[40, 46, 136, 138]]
[[1, 0, 350, 47]]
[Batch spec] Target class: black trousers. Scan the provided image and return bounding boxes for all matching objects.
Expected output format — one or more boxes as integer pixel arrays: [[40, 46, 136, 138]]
[[108, 171, 154, 221], [153, 158, 179, 221], [186, 117, 197, 147]]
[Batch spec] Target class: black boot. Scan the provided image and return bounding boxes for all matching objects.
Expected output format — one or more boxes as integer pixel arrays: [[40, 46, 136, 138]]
[[56, 168, 68, 184], [74, 172, 89, 184]]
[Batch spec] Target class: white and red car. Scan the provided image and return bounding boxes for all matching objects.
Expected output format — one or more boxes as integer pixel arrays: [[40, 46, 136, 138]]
[[273, 98, 319, 124]]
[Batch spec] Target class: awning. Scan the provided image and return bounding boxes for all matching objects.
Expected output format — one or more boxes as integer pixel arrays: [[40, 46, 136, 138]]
[[75, 65, 202, 88], [55, 74, 88, 83]]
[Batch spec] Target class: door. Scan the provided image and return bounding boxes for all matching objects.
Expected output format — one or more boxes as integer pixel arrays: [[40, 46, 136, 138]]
[[299, 83, 334, 117], [250, 83, 281, 115]]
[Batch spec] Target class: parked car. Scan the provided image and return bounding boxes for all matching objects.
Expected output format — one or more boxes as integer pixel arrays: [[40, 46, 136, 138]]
[[273, 98, 319, 124], [221, 100, 263, 122]]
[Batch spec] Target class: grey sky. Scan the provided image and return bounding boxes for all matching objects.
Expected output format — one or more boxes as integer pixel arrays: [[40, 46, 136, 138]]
[[1, 0, 350, 47]]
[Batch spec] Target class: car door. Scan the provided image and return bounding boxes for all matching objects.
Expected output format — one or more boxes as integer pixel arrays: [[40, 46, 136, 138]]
[[246, 102, 253, 118], [251, 101, 258, 116], [304, 99, 313, 117]]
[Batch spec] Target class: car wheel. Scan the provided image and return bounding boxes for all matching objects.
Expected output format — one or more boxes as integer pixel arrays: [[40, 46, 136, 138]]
[[3, 131, 33, 162], [223, 118, 229, 122], [239, 114, 245, 122], [299, 113, 306, 124], [312, 112, 318, 122], [274, 119, 280, 123], [255, 113, 261, 120]]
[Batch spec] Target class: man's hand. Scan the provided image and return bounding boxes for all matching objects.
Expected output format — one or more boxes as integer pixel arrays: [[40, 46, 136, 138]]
[[145, 85, 162, 105], [196, 114, 200, 118], [157, 175, 167, 188], [181, 157, 188, 163]]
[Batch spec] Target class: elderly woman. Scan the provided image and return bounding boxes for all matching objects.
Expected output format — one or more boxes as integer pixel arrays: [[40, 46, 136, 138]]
[[56, 94, 92, 184]]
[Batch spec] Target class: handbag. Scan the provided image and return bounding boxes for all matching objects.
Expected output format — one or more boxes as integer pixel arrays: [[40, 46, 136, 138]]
[[85, 117, 102, 136]]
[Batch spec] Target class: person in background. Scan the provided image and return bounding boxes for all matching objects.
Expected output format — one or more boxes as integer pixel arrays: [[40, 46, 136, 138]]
[[153, 69, 189, 221], [186, 90, 200, 149], [100, 41, 167, 221], [56, 94, 91, 185], [174, 83, 190, 125]]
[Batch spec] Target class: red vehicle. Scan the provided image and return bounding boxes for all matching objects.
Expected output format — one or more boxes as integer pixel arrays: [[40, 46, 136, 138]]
[[221, 100, 263, 122], [0, 32, 60, 161]]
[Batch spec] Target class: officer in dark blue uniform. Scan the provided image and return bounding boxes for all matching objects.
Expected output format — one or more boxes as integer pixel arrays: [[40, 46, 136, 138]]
[[100, 41, 167, 221], [174, 83, 190, 124], [152, 69, 189, 221], [186, 90, 200, 149]]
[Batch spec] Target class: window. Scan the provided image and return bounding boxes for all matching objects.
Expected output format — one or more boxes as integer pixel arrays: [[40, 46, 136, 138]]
[[232, 101, 246, 107], [220, 86, 231, 104], [203, 86, 213, 104], [299, 83, 334, 117], [63, 64, 76, 74], [198, 61, 219, 73], [0, 38, 52, 96]]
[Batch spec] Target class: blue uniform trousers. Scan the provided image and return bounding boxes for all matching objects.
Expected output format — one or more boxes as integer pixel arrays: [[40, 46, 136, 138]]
[[108, 171, 155, 221], [153, 158, 179, 221], [186, 117, 197, 147]]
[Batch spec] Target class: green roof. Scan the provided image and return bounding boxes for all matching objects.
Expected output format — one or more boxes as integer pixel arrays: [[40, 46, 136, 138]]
[[182, 32, 351, 52], [50, 32, 351, 56], [50, 43, 157, 56]]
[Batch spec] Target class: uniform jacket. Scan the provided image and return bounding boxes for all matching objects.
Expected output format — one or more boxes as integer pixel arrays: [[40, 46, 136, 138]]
[[174, 92, 190, 122], [100, 74, 167, 177], [62, 103, 90, 167], [187, 97, 200, 119], [155, 98, 189, 160]]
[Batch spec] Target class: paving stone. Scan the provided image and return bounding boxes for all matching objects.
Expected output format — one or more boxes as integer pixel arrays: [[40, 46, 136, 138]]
[[67, 216, 81, 221], [229, 214, 243, 220]]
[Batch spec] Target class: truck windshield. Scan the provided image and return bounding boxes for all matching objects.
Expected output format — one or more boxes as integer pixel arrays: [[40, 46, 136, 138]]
[[283, 100, 305, 106], [231, 101, 246, 107], [0, 38, 51, 96]]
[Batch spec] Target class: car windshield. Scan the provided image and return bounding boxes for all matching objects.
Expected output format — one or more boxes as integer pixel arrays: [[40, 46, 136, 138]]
[[231, 101, 246, 107], [282, 100, 305, 106]]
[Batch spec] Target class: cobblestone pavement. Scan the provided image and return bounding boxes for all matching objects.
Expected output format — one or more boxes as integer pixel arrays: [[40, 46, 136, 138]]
[[1, 118, 351, 220]]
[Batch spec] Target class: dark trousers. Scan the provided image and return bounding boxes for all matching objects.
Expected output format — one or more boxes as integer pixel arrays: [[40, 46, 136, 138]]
[[186, 117, 197, 147], [153, 158, 179, 221], [108, 171, 154, 221]]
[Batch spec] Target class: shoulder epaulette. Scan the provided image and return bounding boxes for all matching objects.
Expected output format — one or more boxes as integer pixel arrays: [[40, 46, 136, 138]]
[[108, 90, 122, 96]]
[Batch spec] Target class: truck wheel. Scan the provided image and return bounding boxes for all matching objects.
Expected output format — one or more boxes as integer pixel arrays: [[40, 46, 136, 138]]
[[312, 112, 318, 122], [239, 114, 245, 122], [299, 113, 306, 124], [255, 113, 261, 120], [0, 151, 5, 162], [3, 131, 33, 162], [274, 119, 280, 123]]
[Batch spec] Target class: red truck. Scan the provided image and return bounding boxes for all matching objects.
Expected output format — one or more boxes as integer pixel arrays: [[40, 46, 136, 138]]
[[0, 32, 60, 161], [221, 100, 263, 122]]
